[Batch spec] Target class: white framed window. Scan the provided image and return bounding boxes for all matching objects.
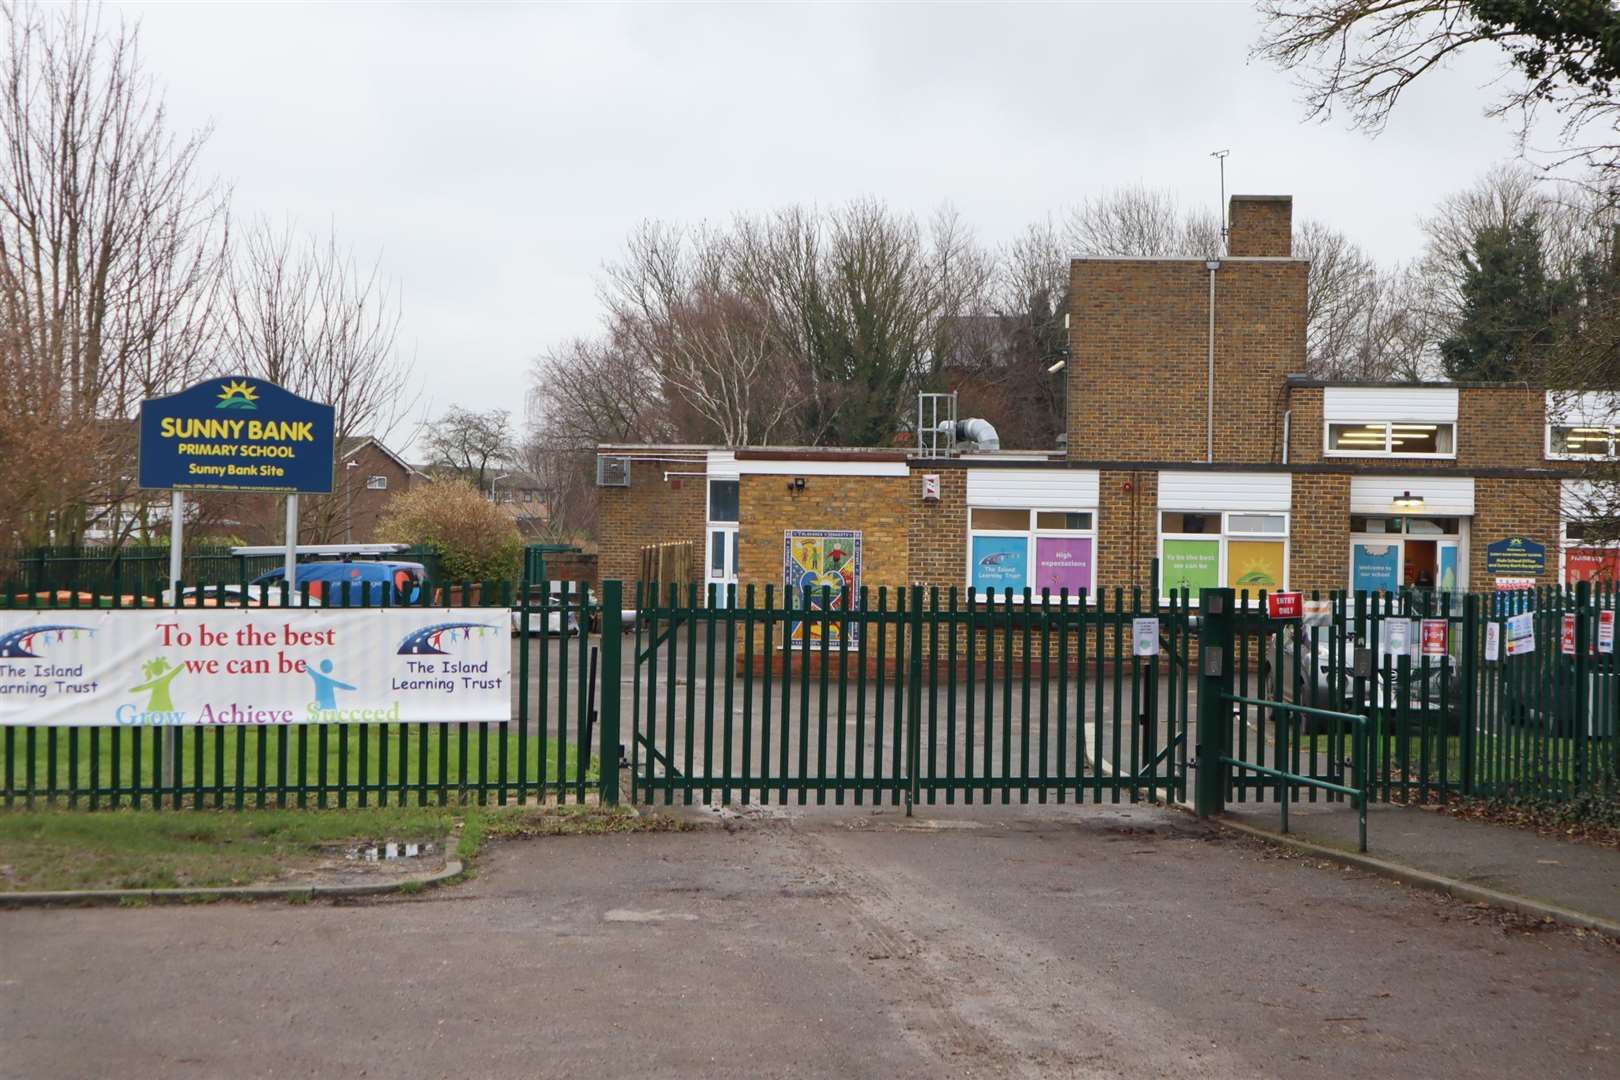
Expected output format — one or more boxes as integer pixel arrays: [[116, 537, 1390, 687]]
[[1547, 424, 1619, 459], [966, 507, 1096, 600], [1325, 421, 1456, 458], [365, 475, 387, 490], [1158, 511, 1289, 603], [1349, 516, 1464, 593]]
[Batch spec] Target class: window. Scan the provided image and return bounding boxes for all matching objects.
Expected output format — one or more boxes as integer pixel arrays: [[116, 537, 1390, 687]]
[[708, 479, 739, 523], [1549, 425, 1619, 458], [365, 475, 387, 490], [1159, 512, 1288, 601], [967, 507, 1095, 599], [1326, 421, 1455, 457]]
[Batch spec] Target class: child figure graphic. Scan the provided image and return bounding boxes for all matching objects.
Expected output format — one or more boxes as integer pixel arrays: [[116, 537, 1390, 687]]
[[130, 658, 184, 712], [306, 658, 356, 711]]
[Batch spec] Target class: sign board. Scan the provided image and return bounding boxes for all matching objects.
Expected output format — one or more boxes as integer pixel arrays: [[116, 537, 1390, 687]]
[[1485, 536, 1546, 577], [1266, 591, 1303, 620], [1494, 577, 1536, 592], [1485, 622, 1501, 662], [1600, 610, 1615, 655], [1506, 612, 1536, 656], [1131, 617, 1160, 657], [1420, 619, 1448, 657], [1302, 599, 1332, 628], [0, 609, 510, 727], [139, 376, 336, 494], [1382, 618, 1412, 657], [1561, 613, 1577, 656]]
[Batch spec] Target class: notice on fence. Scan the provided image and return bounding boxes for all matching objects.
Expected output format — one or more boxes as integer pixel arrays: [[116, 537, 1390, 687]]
[[1420, 618, 1448, 657], [1505, 612, 1536, 657], [0, 609, 511, 727], [1601, 611, 1615, 655], [1485, 622, 1501, 661], [1131, 617, 1160, 657], [1382, 619, 1413, 657], [1302, 599, 1332, 628]]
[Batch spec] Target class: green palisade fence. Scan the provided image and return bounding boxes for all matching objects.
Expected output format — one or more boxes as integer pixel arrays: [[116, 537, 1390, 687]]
[[3, 574, 1616, 812]]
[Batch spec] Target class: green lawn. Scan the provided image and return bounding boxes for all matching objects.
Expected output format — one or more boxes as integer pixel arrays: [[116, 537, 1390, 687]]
[[2, 726, 595, 806], [0, 803, 685, 893]]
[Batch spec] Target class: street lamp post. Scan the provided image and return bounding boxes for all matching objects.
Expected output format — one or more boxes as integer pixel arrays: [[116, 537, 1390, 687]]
[[345, 460, 360, 543]]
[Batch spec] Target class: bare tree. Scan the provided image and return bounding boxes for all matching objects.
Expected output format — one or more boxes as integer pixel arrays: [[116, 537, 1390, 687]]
[[424, 406, 514, 491], [1254, 1, 1620, 176], [1066, 185, 1222, 259], [219, 219, 417, 542], [602, 221, 800, 447], [0, 1, 229, 545]]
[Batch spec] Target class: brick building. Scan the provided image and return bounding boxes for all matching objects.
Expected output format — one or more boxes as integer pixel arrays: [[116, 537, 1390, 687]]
[[596, 195, 1618, 607]]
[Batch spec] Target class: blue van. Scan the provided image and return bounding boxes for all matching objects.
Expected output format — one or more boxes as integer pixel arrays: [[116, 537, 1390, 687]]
[[250, 561, 426, 606]]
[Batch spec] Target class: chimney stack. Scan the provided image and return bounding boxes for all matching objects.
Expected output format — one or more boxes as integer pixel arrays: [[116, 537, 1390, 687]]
[[1227, 195, 1293, 258]]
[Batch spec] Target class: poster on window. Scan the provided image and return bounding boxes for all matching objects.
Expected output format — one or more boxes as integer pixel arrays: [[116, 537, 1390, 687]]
[[1226, 540, 1285, 595], [971, 535, 1028, 595], [1438, 545, 1459, 592], [1034, 536, 1092, 596], [1352, 543, 1400, 593], [783, 530, 862, 650], [1565, 547, 1620, 587], [1162, 539, 1219, 597]]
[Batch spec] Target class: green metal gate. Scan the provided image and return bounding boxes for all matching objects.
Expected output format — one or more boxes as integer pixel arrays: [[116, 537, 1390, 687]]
[[629, 584, 1193, 807]]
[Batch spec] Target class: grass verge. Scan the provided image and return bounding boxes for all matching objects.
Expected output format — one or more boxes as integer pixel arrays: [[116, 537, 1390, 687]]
[[0, 803, 689, 895]]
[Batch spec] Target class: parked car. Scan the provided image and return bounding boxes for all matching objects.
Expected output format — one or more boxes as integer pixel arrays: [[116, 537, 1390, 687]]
[[1260, 624, 1460, 733]]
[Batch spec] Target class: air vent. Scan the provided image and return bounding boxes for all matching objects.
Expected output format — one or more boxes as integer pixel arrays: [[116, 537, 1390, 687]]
[[596, 455, 631, 487]]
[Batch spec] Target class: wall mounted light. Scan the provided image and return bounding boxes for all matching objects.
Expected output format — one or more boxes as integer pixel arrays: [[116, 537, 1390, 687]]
[[1392, 491, 1425, 511], [787, 477, 806, 493]]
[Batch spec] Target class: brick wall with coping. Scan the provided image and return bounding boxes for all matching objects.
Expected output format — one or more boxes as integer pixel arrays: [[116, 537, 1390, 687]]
[[1067, 258, 1305, 465]]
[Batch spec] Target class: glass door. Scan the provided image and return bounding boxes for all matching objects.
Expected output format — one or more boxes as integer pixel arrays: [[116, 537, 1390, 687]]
[[708, 525, 738, 604]]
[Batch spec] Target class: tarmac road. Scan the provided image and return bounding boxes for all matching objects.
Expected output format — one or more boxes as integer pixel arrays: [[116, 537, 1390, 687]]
[[3, 804, 1616, 1079]]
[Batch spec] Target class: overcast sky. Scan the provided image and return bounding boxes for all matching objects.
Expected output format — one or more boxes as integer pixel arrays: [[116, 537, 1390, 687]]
[[123, 1, 1544, 448]]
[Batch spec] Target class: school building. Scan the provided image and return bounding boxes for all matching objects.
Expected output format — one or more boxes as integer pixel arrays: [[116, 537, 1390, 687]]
[[594, 195, 1618, 605]]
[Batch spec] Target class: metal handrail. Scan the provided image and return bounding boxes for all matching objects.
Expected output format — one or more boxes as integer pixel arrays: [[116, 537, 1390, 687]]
[[1218, 690, 1371, 853]]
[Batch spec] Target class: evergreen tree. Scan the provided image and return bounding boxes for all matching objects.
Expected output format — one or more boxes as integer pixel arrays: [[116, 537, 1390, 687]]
[[1439, 213, 1570, 381]]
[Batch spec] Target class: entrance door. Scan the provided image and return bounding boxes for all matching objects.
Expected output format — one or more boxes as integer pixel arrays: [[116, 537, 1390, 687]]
[[708, 525, 738, 603]]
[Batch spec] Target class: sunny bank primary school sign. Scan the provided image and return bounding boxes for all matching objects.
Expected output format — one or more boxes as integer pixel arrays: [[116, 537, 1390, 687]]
[[0, 610, 511, 727], [139, 376, 335, 494]]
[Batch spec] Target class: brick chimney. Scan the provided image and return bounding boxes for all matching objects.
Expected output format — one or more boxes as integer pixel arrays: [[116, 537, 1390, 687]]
[[1227, 195, 1293, 258]]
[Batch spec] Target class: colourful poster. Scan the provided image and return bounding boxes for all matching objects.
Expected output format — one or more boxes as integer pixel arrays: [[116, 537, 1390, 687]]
[[1565, 547, 1620, 587], [1438, 545, 1459, 592], [0, 609, 509, 727], [1227, 540, 1284, 594], [1352, 543, 1399, 593], [783, 530, 862, 649], [1162, 539, 1219, 597], [1506, 612, 1536, 656], [971, 535, 1028, 594], [1034, 536, 1092, 596]]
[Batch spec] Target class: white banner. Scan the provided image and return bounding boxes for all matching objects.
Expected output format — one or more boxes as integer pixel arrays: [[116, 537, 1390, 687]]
[[0, 609, 511, 727]]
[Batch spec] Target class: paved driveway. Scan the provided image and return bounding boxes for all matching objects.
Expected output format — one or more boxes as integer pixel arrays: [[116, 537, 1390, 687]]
[[3, 805, 1616, 1079]]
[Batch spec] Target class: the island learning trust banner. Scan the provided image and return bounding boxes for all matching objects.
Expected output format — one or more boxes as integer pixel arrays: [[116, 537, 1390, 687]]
[[0, 610, 510, 727]]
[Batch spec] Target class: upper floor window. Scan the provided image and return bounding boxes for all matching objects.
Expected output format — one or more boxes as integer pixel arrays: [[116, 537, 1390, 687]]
[[1326, 421, 1456, 457], [1548, 425, 1619, 459]]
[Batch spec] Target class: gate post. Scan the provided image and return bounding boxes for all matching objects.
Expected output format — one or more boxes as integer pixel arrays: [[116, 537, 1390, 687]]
[[1195, 587, 1235, 818], [1574, 579, 1592, 792], [1459, 592, 1478, 796], [906, 585, 924, 815], [599, 580, 623, 806]]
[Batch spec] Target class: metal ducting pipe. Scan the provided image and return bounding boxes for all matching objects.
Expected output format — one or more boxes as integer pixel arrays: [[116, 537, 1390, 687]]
[[937, 418, 1000, 451]]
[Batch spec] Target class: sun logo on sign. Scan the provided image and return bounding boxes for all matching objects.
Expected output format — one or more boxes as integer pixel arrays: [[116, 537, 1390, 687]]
[[216, 380, 259, 410]]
